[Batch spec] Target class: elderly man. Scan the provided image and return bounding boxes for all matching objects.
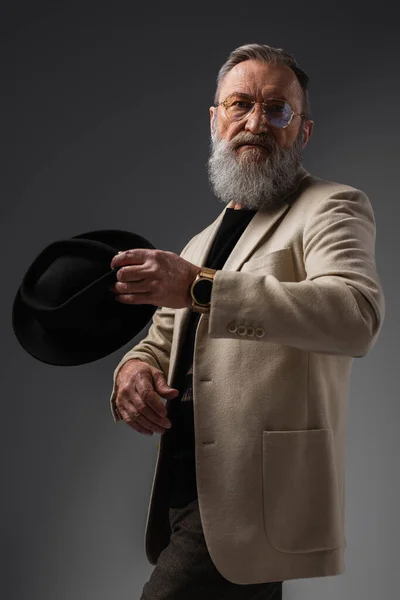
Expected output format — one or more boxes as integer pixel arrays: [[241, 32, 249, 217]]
[[108, 44, 385, 599]]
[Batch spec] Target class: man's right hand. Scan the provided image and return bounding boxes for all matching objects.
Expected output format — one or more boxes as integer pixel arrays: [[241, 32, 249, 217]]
[[114, 359, 179, 435]]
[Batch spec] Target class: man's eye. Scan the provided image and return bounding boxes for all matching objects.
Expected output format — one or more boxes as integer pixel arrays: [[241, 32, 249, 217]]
[[233, 101, 252, 109], [266, 101, 285, 113], [270, 105, 284, 113]]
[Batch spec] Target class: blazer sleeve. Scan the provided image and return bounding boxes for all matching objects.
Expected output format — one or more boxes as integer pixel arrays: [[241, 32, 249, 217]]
[[208, 187, 386, 357], [109, 236, 197, 423]]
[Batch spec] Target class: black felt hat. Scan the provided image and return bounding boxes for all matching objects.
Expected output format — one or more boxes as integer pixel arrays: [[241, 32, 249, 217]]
[[12, 229, 158, 366]]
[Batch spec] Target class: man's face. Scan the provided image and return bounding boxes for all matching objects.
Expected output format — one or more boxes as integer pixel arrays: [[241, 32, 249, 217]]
[[207, 59, 314, 210]]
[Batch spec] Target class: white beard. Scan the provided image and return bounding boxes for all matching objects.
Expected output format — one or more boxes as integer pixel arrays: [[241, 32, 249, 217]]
[[207, 122, 305, 211]]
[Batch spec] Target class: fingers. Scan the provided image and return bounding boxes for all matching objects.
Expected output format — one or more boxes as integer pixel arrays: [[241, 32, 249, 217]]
[[116, 402, 154, 436], [116, 376, 172, 435], [135, 371, 170, 418], [110, 248, 153, 270], [152, 370, 180, 400], [111, 280, 150, 295]]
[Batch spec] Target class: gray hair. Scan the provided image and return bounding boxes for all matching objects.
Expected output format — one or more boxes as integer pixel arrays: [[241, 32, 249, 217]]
[[214, 43, 311, 121]]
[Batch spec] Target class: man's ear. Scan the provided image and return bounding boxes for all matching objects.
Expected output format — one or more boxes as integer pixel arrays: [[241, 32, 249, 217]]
[[209, 106, 216, 135], [301, 119, 314, 149]]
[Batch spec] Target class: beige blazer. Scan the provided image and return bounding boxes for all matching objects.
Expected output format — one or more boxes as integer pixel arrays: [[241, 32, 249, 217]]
[[109, 166, 385, 584]]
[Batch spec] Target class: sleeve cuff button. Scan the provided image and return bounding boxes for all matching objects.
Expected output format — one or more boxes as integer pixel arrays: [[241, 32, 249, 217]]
[[227, 322, 237, 333]]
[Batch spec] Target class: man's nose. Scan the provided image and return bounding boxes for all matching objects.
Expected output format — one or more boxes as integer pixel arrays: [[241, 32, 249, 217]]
[[244, 104, 269, 135]]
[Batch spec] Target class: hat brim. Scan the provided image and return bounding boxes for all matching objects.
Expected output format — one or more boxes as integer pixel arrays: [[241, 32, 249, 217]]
[[12, 275, 158, 366]]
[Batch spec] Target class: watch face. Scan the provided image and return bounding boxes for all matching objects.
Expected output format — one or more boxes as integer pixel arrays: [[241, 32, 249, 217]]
[[194, 279, 212, 304]]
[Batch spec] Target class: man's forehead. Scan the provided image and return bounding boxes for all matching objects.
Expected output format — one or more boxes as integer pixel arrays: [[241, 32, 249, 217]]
[[219, 60, 300, 100]]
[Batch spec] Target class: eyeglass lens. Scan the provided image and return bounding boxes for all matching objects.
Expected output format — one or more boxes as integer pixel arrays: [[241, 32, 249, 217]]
[[223, 95, 292, 128]]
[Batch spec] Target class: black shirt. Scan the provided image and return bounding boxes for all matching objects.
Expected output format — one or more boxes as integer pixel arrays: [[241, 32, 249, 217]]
[[168, 206, 257, 508]]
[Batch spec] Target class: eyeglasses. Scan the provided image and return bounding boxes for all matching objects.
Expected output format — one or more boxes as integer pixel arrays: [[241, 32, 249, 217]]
[[215, 94, 305, 129]]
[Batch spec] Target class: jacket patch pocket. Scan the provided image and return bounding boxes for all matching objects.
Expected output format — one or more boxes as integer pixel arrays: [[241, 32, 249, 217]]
[[262, 428, 344, 553]]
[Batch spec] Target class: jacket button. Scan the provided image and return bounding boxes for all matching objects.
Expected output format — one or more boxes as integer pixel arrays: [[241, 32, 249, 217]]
[[255, 327, 265, 338], [246, 326, 255, 336], [237, 325, 247, 336], [227, 322, 237, 333]]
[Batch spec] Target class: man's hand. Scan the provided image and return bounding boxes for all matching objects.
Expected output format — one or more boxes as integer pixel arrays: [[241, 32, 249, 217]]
[[114, 359, 179, 434], [109, 249, 201, 309]]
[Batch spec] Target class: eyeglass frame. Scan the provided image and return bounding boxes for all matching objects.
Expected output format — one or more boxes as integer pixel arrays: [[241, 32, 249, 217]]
[[214, 93, 306, 129]]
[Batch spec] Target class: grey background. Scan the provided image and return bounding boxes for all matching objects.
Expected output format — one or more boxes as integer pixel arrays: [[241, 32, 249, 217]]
[[1, 2, 398, 599]]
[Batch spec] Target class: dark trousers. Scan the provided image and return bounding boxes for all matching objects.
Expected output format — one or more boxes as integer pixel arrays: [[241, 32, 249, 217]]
[[140, 497, 283, 599]]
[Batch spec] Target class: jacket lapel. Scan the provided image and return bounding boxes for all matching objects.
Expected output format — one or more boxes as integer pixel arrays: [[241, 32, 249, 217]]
[[168, 166, 310, 383]]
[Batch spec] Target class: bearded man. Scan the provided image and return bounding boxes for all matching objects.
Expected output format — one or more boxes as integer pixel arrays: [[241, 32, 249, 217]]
[[108, 44, 385, 599]]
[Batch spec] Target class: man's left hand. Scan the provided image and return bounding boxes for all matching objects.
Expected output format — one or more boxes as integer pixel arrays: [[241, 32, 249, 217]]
[[109, 249, 202, 309]]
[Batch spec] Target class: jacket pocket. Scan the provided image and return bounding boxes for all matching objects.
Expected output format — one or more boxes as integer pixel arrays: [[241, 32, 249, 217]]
[[261, 428, 344, 553]]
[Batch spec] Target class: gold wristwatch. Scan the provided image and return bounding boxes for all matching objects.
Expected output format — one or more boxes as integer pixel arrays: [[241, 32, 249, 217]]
[[190, 267, 216, 314]]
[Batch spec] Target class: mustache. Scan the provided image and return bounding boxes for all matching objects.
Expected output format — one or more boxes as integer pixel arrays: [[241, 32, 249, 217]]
[[229, 134, 276, 151]]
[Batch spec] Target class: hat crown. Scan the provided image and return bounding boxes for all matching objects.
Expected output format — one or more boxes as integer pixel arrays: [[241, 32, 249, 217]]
[[20, 238, 117, 330]]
